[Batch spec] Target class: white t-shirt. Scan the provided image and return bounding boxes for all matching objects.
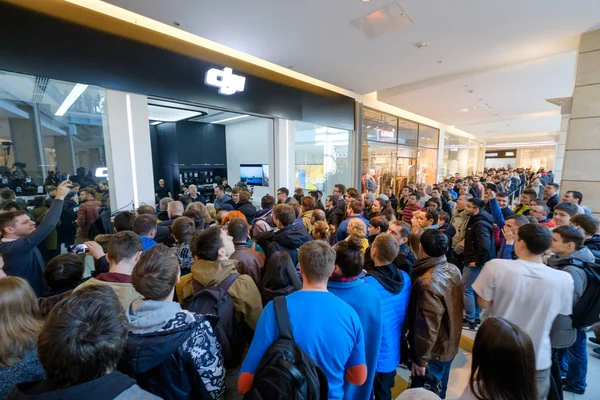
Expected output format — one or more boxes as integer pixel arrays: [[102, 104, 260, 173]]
[[472, 258, 574, 371]]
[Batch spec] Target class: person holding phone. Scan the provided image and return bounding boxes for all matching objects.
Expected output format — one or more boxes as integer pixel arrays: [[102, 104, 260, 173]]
[[0, 180, 72, 295]]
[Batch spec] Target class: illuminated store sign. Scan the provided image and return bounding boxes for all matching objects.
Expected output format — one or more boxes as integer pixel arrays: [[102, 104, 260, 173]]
[[485, 149, 517, 159], [205, 67, 246, 95]]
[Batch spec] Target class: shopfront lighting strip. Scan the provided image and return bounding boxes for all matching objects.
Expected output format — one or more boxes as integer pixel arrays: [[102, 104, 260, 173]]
[[126, 94, 139, 208], [210, 115, 249, 124], [55, 83, 88, 116]]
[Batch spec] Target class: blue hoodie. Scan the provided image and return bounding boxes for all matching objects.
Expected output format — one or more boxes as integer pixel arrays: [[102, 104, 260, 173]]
[[140, 236, 157, 252], [328, 279, 382, 400], [364, 266, 411, 373]]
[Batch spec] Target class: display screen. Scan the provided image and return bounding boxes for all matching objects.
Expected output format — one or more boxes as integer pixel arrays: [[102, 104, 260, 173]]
[[240, 164, 267, 186]]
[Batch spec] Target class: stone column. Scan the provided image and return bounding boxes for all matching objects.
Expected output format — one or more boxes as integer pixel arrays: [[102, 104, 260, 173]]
[[562, 29, 600, 215]]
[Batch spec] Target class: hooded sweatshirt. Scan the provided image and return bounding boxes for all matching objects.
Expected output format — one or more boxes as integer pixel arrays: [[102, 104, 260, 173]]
[[176, 259, 263, 332], [548, 246, 595, 348], [120, 299, 225, 399], [364, 264, 411, 373]]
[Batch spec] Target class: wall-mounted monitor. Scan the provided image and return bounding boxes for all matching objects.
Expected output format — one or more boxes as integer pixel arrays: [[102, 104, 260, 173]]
[[240, 164, 269, 187]]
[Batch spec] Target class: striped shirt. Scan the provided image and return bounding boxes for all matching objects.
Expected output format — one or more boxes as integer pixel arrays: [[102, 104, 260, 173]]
[[402, 204, 422, 224]]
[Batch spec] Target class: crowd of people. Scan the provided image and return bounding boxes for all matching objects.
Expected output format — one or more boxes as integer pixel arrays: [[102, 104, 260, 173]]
[[0, 166, 598, 400]]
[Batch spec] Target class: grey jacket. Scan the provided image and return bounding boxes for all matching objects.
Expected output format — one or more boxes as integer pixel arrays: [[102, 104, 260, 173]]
[[548, 246, 595, 348], [450, 209, 469, 254]]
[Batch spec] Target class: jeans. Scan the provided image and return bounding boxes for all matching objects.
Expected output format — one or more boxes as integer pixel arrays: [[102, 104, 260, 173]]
[[373, 370, 396, 400], [462, 265, 482, 322], [428, 359, 453, 399], [559, 328, 588, 391], [550, 349, 564, 400]]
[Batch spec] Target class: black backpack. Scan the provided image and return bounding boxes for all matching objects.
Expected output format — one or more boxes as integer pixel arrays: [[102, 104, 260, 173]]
[[556, 258, 600, 329], [183, 273, 246, 368], [243, 296, 328, 400]]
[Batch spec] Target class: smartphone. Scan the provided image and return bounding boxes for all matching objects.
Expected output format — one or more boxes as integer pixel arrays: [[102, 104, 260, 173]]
[[67, 244, 89, 254]]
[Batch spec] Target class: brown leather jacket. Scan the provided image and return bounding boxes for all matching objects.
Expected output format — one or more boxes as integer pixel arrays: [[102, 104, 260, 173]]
[[409, 255, 463, 367], [229, 242, 265, 287]]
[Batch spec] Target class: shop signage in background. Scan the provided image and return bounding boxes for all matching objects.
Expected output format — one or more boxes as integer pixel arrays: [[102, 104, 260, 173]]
[[376, 127, 396, 140], [485, 149, 517, 158], [205, 67, 246, 95]]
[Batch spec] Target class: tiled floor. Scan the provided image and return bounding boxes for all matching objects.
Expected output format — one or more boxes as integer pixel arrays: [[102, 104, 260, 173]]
[[395, 330, 600, 399]]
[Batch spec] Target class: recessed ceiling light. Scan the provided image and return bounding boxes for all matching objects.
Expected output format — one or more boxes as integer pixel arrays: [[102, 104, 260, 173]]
[[211, 115, 249, 124], [459, 108, 470, 112], [361, 0, 372, 2], [55, 83, 88, 116]]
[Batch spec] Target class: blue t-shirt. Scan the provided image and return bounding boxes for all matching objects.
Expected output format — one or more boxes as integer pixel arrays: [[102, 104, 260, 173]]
[[240, 290, 366, 400], [328, 279, 382, 400]]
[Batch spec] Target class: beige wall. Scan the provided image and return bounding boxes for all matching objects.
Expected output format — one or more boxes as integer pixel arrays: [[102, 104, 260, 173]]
[[562, 29, 600, 215]]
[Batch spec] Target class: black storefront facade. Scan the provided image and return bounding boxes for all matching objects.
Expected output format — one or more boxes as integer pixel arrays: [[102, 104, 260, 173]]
[[0, 2, 356, 206]]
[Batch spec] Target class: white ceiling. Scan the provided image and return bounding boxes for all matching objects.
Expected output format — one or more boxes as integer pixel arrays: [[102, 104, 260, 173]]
[[106, 0, 600, 143]]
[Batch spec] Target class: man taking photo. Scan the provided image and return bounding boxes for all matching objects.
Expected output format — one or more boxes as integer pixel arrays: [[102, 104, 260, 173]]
[[0, 180, 72, 295]]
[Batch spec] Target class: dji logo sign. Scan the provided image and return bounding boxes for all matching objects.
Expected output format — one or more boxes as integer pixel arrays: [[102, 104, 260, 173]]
[[205, 67, 246, 95]]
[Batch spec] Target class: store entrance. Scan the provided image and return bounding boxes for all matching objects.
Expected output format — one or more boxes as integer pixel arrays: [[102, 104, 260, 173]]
[[147, 99, 274, 205]]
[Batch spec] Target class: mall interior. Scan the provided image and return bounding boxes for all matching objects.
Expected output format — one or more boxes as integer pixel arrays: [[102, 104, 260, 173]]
[[0, 0, 599, 399]]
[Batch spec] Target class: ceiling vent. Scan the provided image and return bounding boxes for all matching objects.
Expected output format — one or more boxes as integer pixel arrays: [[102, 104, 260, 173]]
[[351, 1, 413, 40], [32, 76, 49, 103]]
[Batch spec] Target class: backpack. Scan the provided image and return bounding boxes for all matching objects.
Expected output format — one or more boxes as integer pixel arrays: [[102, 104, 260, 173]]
[[183, 273, 246, 368], [556, 258, 600, 329], [243, 296, 328, 400]]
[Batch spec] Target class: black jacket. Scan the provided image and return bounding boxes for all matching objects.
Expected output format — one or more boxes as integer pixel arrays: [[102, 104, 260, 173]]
[[326, 206, 345, 227], [394, 242, 417, 276], [7, 371, 158, 400], [389, 195, 398, 211], [119, 316, 218, 400], [57, 198, 78, 243], [585, 235, 600, 264], [156, 216, 180, 244], [265, 224, 312, 265], [463, 210, 496, 267], [234, 201, 257, 224], [546, 194, 559, 214], [157, 210, 170, 221]]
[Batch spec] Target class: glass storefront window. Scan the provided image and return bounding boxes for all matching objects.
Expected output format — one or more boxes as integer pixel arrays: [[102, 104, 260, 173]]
[[396, 157, 416, 189], [416, 148, 438, 185], [397, 145, 416, 158], [468, 140, 485, 175], [443, 133, 470, 178], [363, 109, 398, 143], [362, 142, 397, 195], [418, 124, 439, 149], [294, 121, 351, 196], [398, 118, 418, 147], [0, 70, 107, 198]]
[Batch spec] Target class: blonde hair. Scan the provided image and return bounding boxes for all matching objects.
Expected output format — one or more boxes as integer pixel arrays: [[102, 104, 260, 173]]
[[311, 221, 331, 240], [205, 205, 217, 223], [348, 218, 367, 238], [0, 277, 43, 367]]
